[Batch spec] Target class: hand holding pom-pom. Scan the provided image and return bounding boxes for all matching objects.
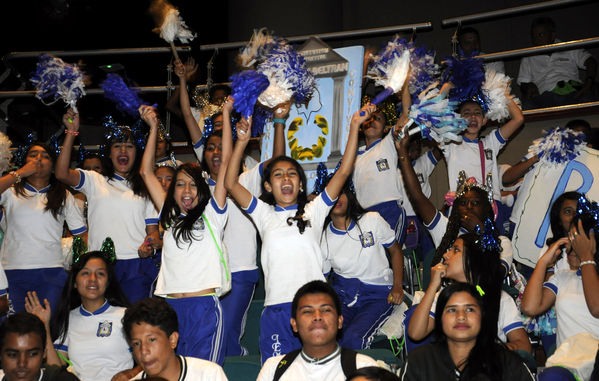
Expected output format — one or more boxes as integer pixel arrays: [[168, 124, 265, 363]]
[[236, 117, 252, 141]]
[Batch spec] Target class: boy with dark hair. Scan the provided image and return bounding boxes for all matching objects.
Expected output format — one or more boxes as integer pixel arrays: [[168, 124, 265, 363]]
[[0, 312, 78, 381], [122, 298, 227, 381], [457, 26, 505, 73], [257, 281, 379, 381]]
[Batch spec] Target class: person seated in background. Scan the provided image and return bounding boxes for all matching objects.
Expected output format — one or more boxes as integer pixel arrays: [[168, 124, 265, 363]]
[[256, 280, 379, 381], [457, 26, 505, 74], [122, 297, 228, 381], [0, 312, 78, 381], [518, 16, 597, 109]]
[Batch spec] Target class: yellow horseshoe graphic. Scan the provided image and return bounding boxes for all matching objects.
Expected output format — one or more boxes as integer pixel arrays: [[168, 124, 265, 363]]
[[287, 115, 329, 161]]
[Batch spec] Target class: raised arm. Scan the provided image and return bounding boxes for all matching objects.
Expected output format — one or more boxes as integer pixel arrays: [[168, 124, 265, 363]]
[[175, 59, 203, 145], [139, 105, 167, 211], [224, 99, 253, 209], [325, 104, 374, 200], [214, 97, 233, 207], [55, 109, 82, 187], [396, 133, 438, 224], [24, 292, 64, 367], [520, 237, 566, 316], [498, 93, 525, 140]]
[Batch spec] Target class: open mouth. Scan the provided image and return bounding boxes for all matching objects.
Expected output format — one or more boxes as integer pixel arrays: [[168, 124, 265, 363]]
[[212, 156, 221, 169], [181, 196, 194, 210], [281, 184, 293, 195], [117, 155, 129, 166]]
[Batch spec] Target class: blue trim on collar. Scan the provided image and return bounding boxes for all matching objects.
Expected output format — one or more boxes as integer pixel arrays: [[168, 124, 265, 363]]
[[364, 138, 382, 151], [275, 204, 298, 212], [156, 156, 169, 163], [208, 177, 216, 186], [79, 300, 110, 316], [24, 182, 50, 194], [329, 220, 356, 235], [112, 173, 126, 181], [462, 136, 478, 143], [576, 268, 582, 276]]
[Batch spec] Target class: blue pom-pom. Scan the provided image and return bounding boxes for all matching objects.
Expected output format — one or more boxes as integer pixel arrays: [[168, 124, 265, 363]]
[[313, 162, 329, 195], [101, 74, 146, 118], [444, 55, 487, 110], [251, 106, 272, 137], [30, 54, 85, 111], [229, 71, 270, 118]]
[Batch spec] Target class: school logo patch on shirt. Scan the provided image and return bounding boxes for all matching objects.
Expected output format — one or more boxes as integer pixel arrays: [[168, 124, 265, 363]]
[[376, 159, 389, 172], [97, 321, 113, 337], [484, 149, 493, 160], [193, 217, 205, 231], [360, 232, 375, 248], [417, 173, 424, 184]]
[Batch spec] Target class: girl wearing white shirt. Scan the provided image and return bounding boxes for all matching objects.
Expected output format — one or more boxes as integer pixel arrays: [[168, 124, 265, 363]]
[[139, 104, 230, 366], [0, 142, 86, 313], [225, 100, 372, 363], [56, 109, 160, 304]]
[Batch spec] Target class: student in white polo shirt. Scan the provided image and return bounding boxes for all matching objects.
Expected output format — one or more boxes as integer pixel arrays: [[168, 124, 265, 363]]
[[0, 142, 86, 313], [24, 251, 136, 381], [139, 105, 230, 365], [320, 179, 404, 350], [56, 109, 160, 304], [225, 102, 370, 363]]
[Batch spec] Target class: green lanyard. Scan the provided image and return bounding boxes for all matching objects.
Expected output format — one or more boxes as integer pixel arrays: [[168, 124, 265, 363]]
[[202, 213, 230, 281]]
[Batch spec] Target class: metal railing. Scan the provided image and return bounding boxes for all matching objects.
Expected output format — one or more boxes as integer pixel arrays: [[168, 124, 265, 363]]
[[441, 0, 590, 26]]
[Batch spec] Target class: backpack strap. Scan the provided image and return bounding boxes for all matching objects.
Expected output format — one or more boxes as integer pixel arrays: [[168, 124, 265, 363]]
[[272, 349, 302, 381], [340, 347, 358, 377]]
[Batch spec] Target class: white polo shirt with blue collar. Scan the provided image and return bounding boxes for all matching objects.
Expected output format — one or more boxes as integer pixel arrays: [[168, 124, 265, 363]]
[[243, 190, 336, 306], [55, 301, 133, 381], [0, 183, 86, 269], [321, 212, 395, 285], [73, 169, 158, 260], [353, 130, 403, 209], [443, 128, 505, 201]]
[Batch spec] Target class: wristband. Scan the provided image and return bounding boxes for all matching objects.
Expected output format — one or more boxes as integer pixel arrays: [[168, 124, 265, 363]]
[[9, 171, 21, 183], [273, 118, 287, 125], [65, 129, 79, 136], [580, 260, 596, 268]]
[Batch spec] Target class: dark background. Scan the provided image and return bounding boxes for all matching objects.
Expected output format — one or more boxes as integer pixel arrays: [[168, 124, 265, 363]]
[[1, 0, 598, 146]]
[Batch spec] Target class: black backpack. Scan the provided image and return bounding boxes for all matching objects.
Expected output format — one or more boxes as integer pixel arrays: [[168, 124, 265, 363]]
[[272, 347, 357, 381]]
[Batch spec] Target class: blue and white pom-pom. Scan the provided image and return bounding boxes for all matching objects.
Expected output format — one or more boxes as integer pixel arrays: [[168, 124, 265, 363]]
[[529, 126, 586, 166], [256, 43, 316, 108], [0, 132, 12, 174], [404, 83, 467, 145], [368, 37, 439, 99], [366, 46, 410, 106], [101, 73, 147, 118], [443, 55, 486, 109], [30, 54, 86, 112], [229, 70, 270, 118], [482, 70, 521, 122]]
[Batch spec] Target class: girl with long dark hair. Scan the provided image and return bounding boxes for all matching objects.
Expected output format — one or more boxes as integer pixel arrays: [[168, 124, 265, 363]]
[[139, 103, 230, 366], [407, 233, 531, 353], [24, 251, 134, 381], [401, 283, 534, 380], [0, 142, 86, 313]]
